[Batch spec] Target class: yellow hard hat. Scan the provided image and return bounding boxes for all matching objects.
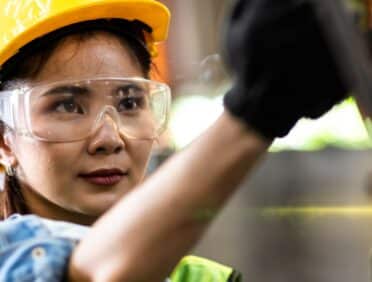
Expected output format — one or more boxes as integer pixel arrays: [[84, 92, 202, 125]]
[[0, 0, 170, 68]]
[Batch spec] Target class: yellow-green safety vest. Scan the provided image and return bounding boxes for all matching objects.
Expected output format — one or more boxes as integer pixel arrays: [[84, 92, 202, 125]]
[[170, 256, 242, 282]]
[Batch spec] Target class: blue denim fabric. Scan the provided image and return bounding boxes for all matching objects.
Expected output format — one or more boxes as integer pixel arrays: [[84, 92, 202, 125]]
[[0, 214, 89, 282]]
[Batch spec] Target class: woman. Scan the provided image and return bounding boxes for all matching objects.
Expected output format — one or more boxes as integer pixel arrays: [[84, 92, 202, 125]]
[[0, 0, 349, 281], [0, 0, 248, 281]]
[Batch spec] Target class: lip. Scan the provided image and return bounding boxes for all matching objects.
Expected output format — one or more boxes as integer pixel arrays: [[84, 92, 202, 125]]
[[79, 169, 128, 186]]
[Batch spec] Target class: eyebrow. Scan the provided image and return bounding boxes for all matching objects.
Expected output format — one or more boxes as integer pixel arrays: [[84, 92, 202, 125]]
[[42, 85, 90, 96], [114, 83, 147, 95]]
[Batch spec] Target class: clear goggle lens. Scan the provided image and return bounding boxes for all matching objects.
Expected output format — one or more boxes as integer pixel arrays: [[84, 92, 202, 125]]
[[343, 0, 372, 138], [316, 0, 372, 139], [342, 0, 370, 29], [8, 77, 171, 142]]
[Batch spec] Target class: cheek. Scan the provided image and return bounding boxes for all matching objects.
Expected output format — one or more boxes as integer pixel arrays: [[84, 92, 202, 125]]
[[13, 138, 81, 189], [126, 139, 153, 181]]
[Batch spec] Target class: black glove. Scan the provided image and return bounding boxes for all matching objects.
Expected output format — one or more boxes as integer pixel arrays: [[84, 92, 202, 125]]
[[223, 0, 349, 139]]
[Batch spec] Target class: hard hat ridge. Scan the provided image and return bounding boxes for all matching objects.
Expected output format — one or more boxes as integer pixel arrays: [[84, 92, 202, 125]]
[[0, 0, 170, 70], [0, 18, 153, 86]]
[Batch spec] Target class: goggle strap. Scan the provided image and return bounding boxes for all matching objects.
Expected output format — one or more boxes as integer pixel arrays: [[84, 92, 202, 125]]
[[0, 91, 14, 128]]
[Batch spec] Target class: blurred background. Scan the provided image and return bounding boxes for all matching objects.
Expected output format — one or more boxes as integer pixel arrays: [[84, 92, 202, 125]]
[[146, 1, 372, 281]]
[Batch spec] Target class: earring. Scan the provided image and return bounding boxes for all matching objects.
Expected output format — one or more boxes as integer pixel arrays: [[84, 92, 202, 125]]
[[5, 165, 14, 177]]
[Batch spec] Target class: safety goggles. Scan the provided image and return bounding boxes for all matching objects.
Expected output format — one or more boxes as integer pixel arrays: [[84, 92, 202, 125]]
[[341, 0, 371, 30], [0, 77, 171, 142], [310, 0, 372, 138]]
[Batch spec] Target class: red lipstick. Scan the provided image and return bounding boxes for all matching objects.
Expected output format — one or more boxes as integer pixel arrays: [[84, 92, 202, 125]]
[[79, 169, 127, 186]]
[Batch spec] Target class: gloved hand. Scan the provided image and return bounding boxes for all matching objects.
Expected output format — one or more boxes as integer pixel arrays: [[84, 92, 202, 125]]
[[223, 0, 349, 139]]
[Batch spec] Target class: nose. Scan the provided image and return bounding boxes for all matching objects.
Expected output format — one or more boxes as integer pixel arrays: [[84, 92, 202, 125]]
[[87, 113, 125, 155]]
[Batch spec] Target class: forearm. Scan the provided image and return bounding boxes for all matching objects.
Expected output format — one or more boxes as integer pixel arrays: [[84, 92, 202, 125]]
[[69, 111, 271, 281]]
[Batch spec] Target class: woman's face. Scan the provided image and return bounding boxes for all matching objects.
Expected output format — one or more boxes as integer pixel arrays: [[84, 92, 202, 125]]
[[1, 31, 154, 224]]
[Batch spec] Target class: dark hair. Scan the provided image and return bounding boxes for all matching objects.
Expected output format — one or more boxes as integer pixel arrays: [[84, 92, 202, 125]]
[[0, 19, 153, 219]]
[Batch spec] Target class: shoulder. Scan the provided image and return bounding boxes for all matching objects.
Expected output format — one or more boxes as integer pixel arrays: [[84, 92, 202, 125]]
[[0, 214, 89, 244], [170, 255, 242, 282], [0, 214, 89, 282]]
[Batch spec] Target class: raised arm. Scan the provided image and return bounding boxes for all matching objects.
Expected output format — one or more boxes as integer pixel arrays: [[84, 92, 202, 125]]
[[69, 111, 270, 282], [69, 0, 350, 281]]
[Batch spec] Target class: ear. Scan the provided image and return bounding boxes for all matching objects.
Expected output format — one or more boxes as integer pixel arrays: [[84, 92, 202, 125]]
[[0, 129, 18, 170]]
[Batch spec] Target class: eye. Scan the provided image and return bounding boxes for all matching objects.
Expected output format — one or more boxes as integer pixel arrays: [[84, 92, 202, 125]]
[[117, 84, 147, 112], [118, 96, 145, 112], [54, 98, 84, 114]]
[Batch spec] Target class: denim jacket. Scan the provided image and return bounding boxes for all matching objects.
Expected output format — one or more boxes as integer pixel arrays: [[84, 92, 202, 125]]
[[0, 214, 89, 282], [0, 214, 239, 282]]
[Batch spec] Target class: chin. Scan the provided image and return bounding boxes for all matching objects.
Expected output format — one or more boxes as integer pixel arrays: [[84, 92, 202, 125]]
[[71, 199, 115, 219], [84, 204, 114, 217], [70, 185, 133, 219]]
